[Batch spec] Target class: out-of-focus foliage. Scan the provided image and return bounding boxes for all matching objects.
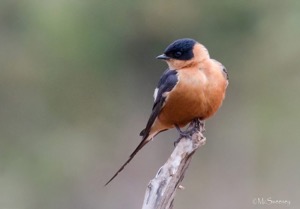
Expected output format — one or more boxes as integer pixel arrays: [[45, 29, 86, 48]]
[[1, 0, 300, 208]]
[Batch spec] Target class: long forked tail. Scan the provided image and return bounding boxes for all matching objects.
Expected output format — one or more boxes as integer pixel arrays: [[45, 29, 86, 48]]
[[104, 136, 151, 186]]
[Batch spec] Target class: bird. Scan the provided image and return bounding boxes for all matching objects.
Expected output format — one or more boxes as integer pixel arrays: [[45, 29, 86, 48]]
[[105, 38, 228, 186]]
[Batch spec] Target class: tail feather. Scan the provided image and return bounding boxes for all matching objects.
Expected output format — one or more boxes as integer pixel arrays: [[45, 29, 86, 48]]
[[104, 136, 151, 186]]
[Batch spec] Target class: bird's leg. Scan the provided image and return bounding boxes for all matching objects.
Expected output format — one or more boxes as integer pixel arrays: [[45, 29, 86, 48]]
[[173, 119, 206, 146], [176, 120, 204, 143], [174, 124, 192, 146], [190, 118, 205, 134], [185, 121, 195, 133], [175, 124, 192, 137], [199, 119, 205, 132]]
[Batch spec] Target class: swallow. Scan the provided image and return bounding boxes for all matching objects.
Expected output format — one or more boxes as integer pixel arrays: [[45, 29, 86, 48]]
[[105, 38, 228, 186]]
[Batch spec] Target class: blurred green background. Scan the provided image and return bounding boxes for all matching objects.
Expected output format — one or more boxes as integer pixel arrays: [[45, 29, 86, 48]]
[[1, 0, 300, 208]]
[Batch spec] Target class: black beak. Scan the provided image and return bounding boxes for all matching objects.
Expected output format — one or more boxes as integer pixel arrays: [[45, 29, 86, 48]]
[[156, 54, 170, 60]]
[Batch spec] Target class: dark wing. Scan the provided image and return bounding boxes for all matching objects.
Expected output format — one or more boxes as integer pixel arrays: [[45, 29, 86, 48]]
[[140, 69, 178, 139], [104, 69, 178, 186]]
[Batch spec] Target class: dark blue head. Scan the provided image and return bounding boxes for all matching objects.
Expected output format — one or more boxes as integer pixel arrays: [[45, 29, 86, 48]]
[[156, 38, 197, 61]]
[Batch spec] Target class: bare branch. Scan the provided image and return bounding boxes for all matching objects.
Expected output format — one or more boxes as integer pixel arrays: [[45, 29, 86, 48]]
[[142, 123, 206, 209]]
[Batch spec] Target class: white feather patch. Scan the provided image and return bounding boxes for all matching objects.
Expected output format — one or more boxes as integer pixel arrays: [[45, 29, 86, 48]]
[[153, 88, 158, 101]]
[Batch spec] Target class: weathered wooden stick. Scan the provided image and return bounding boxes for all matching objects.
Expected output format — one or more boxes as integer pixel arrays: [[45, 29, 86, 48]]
[[142, 122, 206, 209]]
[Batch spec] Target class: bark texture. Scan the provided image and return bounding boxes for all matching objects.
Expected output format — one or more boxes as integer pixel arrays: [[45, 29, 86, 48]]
[[142, 122, 206, 209]]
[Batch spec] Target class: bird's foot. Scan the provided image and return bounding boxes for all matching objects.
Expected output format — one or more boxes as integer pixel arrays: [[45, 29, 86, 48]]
[[174, 125, 192, 146], [173, 119, 205, 146], [192, 118, 205, 133], [173, 124, 194, 146]]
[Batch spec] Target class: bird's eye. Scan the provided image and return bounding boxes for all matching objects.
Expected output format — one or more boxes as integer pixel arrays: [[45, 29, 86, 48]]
[[174, 51, 182, 57]]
